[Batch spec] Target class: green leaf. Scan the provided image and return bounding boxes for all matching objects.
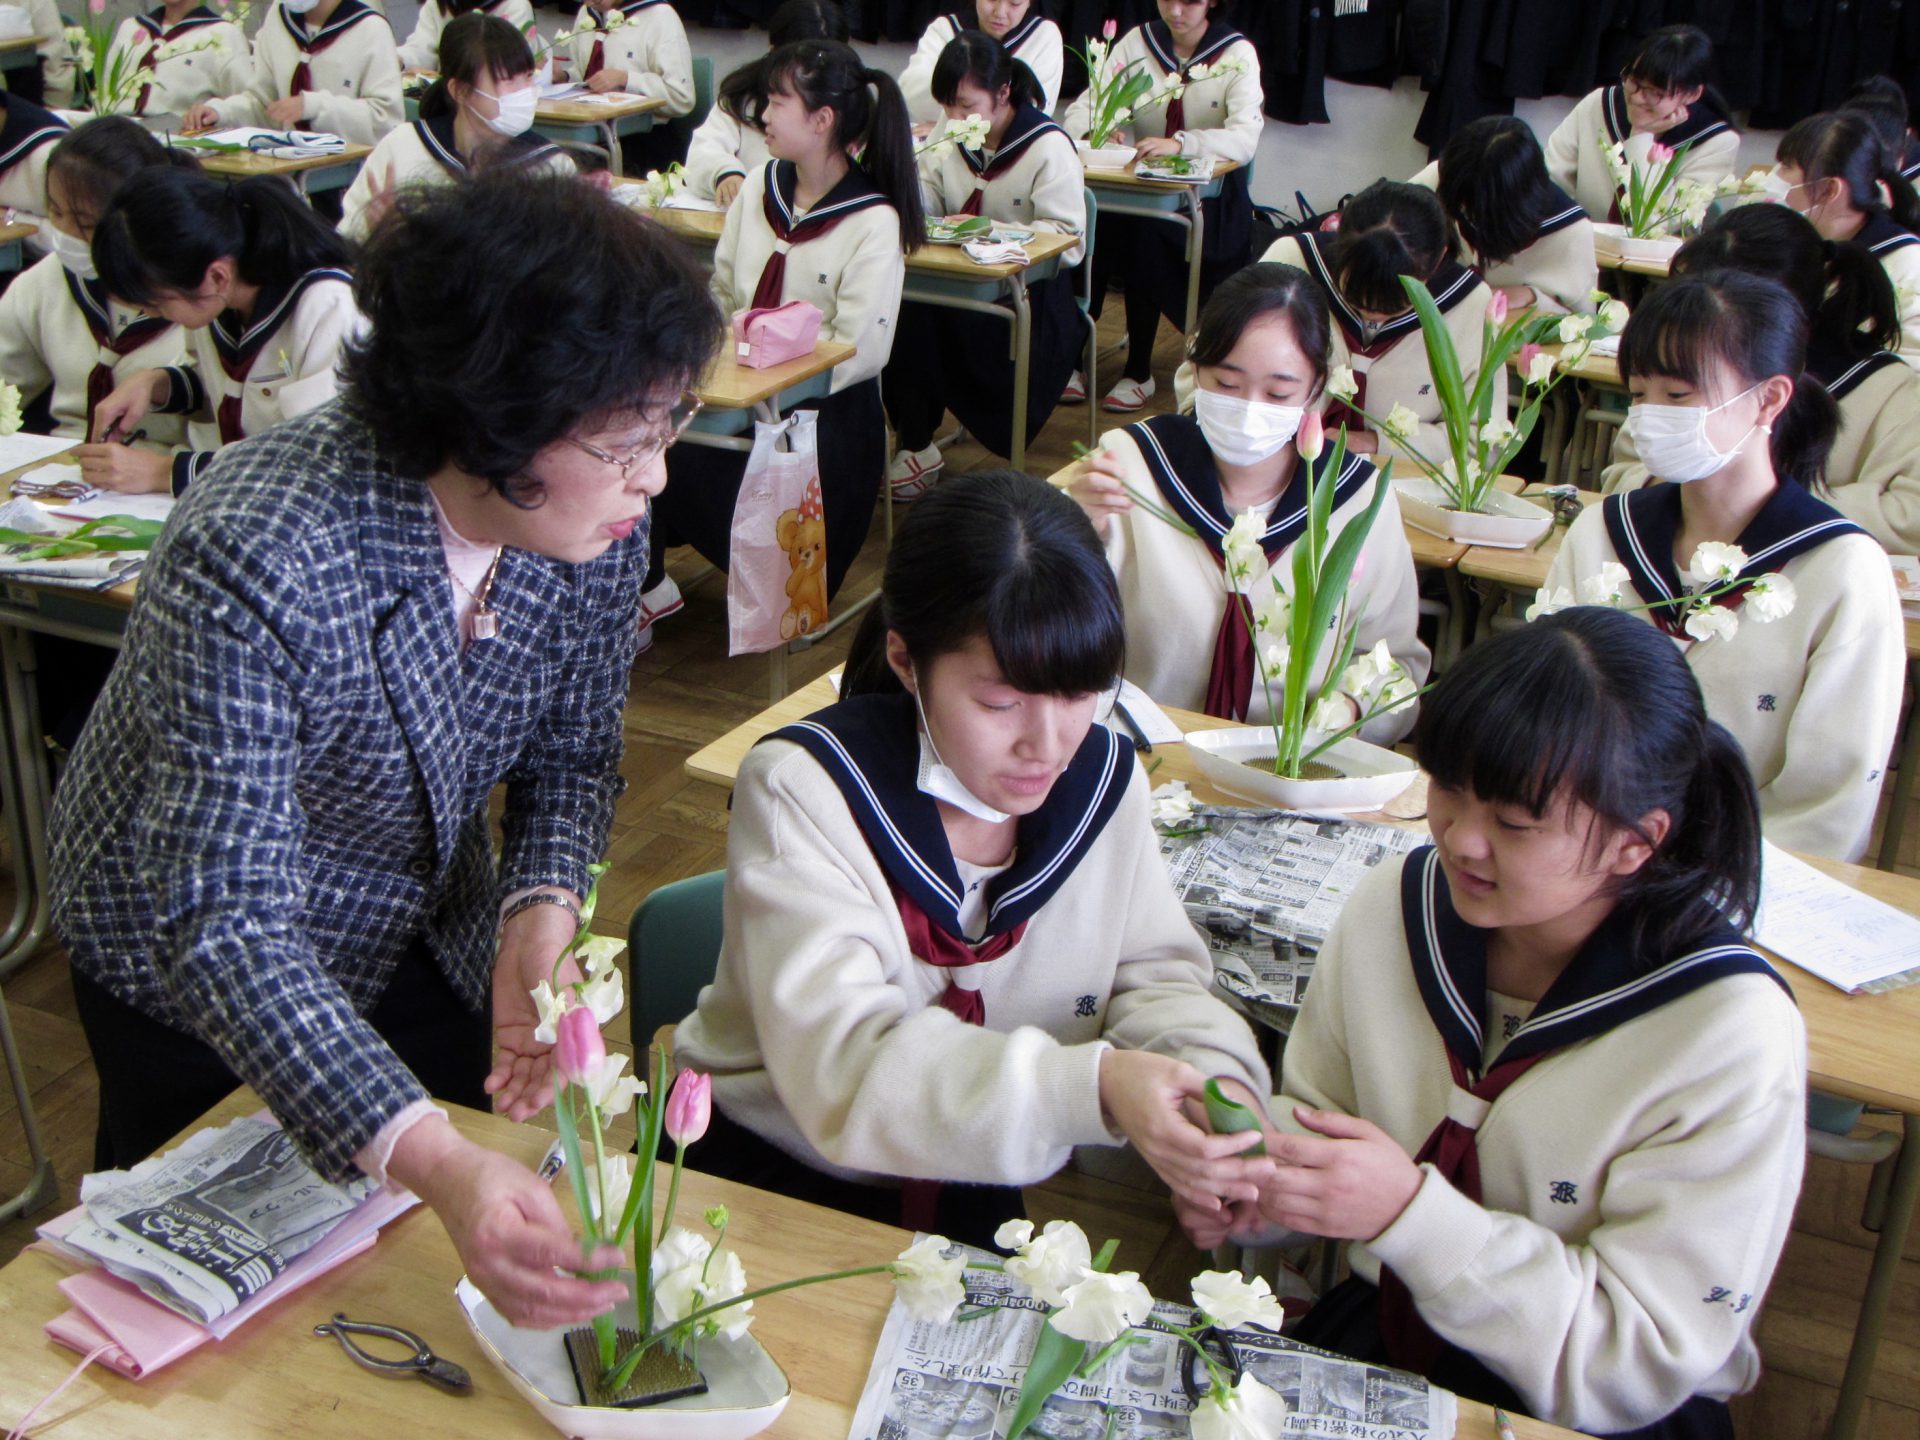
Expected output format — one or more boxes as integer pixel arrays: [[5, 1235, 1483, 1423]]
[[1203, 1079, 1266, 1156], [1005, 1319, 1091, 1440], [1400, 276, 1474, 489]]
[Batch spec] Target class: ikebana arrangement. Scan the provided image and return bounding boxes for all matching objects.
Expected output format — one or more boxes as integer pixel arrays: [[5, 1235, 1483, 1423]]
[[1603, 135, 1710, 240], [1529, 543, 1797, 643], [1069, 19, 1245, 156], [63, 0, 238, 115]]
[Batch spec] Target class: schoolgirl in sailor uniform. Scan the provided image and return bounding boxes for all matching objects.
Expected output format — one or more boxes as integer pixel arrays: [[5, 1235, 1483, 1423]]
[[647, 41, 921, 626], [1061, 0, 1263, 413], [1412, 115, 1597, 316], [673, 471, 1272, 1248], [1839, 75, 1918, 203], [551, 0, 692, 112], [341, 15, 572, 243], [0, 121, 188, 457], [1543, 25, 1739, 226], [81, 168, 362, 497], [1066, 263, 1428, 731], [1602, 205, 1920, 557], [1263, 181, 1503, 471], [1544, 273, 1904, 862], [681, 0, 848, 206], [181, 0, 403, 147], [1767, 111, 1920, 369], [18, 0, 72, 107], [882, 34, 1083, 497], [0, 93, 67, 248], [899, 0, 1063, 125], [396, 0, 534, 73], [105, 4, 249, 118], [1196, 608, 1805, 1440]]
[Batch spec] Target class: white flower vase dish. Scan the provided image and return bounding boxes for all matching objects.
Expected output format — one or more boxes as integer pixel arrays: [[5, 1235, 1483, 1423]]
[[1393, 476, 1553, 549], [1184, 729, 1418, 815], [456, 1278, 791, 1440], [1591, 223, 1684, 268], [1076, 138, 1138, 171]]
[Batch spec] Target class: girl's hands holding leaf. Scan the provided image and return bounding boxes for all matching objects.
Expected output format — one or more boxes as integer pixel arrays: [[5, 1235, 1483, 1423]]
[[1064, 447, 1132, 535], [1098, 1049, 1274, 1212], [73, 443, 171, 494]]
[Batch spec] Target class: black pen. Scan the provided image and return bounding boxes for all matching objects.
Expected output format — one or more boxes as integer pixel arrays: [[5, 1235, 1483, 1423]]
[[1114, 696, 1153, 754]]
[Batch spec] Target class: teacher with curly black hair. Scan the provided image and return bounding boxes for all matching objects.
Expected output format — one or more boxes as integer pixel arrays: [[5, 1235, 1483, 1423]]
[[48, 171, 722, 1329]]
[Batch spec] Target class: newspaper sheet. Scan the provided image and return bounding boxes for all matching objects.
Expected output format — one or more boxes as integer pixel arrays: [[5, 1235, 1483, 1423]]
[[848, 1248, 1455, 1440], [62, 1116, 376, 1324], [1158, 812, 1422, 1019]]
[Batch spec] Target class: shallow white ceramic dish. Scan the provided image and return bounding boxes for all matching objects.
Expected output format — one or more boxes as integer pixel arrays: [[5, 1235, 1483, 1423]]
[[1184, 730, 1419, 814], [1076, 140, 1138, 170], [1393, 476, 1554, 549], [1591, 222, 1683, 268], [457, 1278, 791, 1440]]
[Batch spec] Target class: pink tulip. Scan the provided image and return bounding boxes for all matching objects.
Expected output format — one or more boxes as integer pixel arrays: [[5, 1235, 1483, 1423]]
[[553, 1005, 604, 1088], [1518, 342, 1543, 373], [1102, 17, 1117, 38], [1486, 288, 1509, 325], [88, 0, 105, 14], [1296, 409, 1325, 462], [1646, 142, 1673, 165], [665, 1068, 712, 1146]]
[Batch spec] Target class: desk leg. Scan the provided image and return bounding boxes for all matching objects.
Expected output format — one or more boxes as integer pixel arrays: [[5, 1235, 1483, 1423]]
[[0, 984, 56, 1225], [1009, 278, 1032, 475], [1830, 1112, 1920, 1440], [602, 121, 622, 177], [1434, 569, 1472, 673], [1877, 656, 1920, 870], [1183, 190, 1206, 335], [0, 624, 52, 980]]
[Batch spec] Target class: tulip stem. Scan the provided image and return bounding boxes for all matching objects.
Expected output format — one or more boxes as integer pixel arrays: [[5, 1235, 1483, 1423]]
[[660, 1140, 686, 1247]]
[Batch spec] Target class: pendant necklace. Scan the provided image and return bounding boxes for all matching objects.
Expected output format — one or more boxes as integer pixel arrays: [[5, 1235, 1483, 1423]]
[[449, 547, 505, 642]]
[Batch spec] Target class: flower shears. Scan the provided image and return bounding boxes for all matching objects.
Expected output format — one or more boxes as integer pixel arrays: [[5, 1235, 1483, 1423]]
[[312, 1314, 473, 1395]]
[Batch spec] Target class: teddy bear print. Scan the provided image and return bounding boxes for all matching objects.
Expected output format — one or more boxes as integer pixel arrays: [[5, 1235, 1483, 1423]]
[[777, 476, 829, 640]]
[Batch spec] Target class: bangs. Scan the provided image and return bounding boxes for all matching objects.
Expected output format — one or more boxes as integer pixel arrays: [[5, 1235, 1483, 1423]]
[[1617, 279, 1729, 388], [983, 547, 1125, 697]]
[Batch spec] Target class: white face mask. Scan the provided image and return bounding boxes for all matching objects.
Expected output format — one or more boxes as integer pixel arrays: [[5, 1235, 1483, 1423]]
[[1193, 387, 1305, 468], [50, 227, 94, 279], [281, 0, 322, 15], [911, 685, 1012, 825], [1759, 167, 1795, 204], [478, 86, 537, 138], [1626, 383, 1767, 484]]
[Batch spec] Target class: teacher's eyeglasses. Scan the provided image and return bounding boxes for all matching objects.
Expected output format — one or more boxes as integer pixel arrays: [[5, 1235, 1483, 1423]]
[[566, 390, 705, 480]]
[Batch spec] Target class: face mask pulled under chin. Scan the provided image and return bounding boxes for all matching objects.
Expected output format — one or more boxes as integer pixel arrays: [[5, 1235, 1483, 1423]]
[[1193, 387, 1304, 468], [911, 687, 1012, 824], [50, 228, 95, 280], [1626, 383, 1766, 484], [281, 0, 323, 15]]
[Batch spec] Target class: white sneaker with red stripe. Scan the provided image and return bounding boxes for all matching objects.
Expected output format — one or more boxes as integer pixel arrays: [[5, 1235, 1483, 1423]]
[[635, 574, 684, 654], [1101, 377, 1156, 412], [886, 444, 945, 502], [1060, 370, 1088, 404]]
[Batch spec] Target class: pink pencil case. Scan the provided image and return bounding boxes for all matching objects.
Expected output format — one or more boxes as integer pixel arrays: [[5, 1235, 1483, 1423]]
[[732, 300, 823, 369]]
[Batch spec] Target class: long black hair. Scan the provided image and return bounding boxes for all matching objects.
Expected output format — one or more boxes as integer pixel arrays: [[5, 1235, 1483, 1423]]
[[1188, 262, 1331, 391], [1417, 605, 1763, 958], [844, 469, 1124, 699], [46, 116, 198, 228], [1329, 180, 1451, 314], [1842, 74, 1912, 160], [92, 167, 352, 307], [931, 31, 1040, 112], [1675, 204, 1899, 362], [757, 39, 924, 252], [1618, 270, 1839, 488], [1778, 109, 1920, 234], [1622, 24, 1729, 121], [717, 0, 848, 127], [1437, 116, 1568, 265], [418, 12, 534, 122]]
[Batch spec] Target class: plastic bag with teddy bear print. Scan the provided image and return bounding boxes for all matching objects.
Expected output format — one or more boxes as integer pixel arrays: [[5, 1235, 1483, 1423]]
[[727, 409, 830, 654]]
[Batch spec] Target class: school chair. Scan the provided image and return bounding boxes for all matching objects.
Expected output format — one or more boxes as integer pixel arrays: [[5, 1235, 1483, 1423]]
[[627, 869, 726, 1065], [1808, 1091, 1902, 1224], [664, 55, 714, 159], [1076, 187, 1100, 448]]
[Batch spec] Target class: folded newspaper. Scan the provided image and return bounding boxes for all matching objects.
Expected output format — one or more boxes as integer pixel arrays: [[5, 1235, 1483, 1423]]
[[848, 1247, 1455, 1440], [56, 1116, 377, 1325], [1158, 810, 1422, 1025]]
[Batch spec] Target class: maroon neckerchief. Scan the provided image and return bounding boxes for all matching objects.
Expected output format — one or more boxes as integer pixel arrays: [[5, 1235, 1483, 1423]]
[[952, 107, 1062, 217], [131, 7, 224, 115], [749, 158, 890, 310], [206, 267, 350, 444], [280, 0, 375, 100], [1141, 19, 1243, 137], [63, 270, 173, 440]]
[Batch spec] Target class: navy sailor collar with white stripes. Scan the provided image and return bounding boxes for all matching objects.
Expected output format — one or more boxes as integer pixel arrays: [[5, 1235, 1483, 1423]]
[[414, 112, 559, 177], [1291, 227, 1483, 352], [1400, 846, 1788, 1081], [945, 7, 1045, 52], [764, 157, 890, 230], [1806, 335, 1906, 402], [1142, 19, 1245, 76], [766, 691, 1134, 942], [584, 0, 668, 24], [281, 0, 380, 47], [1853, 209, 1920, 257], [135, 5, 226, 37], [0, 94, 68, 173], [1126, 411, 1376, 564], [1530, 182, 1588, 240], [1602, 480, 1866, 612], [957, 104, 1065, 179], [1599, 85, 1734, 151], [208, 265, 352, 370]]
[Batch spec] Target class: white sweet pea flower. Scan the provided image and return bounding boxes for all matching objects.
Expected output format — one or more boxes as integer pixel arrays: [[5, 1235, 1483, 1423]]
[[997, 1218, 1094, 1307], [950, 113, 991, 148], [1326, 364, 1358, 402], [891, 1235, 966, 1323], [1258, 638, 1290, 675], [1526, 350, 1558, 386], [1377, 667, 1419, 711], [1580, 560, 1631, 607], [1191, 1374, 1292, 1440], [1222, 509, 1267, 588], [579, 964, 624, 1026], [1525, 585, 1576, 621], [530, 978, 570, 1045], [583, 1154, 633, 1227], [1308, 694, 1352, 734], [583, 1052, 645, 1120], [1683, 603, 1740, 643], [1251, 582, 1290, 636], [578, 932, 627, 980], [1745, 572, 1796, 621], [652, 1227, 753, 1339], [1339, 638, 1394, 692], [1085, 36, 1107, 66], [1149, 781, 1200, 831], [1186, 61, 1211, 81], [1558, 314, 1594, 344], [1051, 1269, 1155, 1343], [1381, 402, 1421, 439], [1598, 299, 1630, 332], [1479, 412, 1515, 448], [1689, 541, 1748, 582], [1190, 1271, 1287, 1331]]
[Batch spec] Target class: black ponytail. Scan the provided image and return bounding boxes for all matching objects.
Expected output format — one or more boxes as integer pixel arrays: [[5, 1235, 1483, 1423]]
[[418, 12, 534, 122], [844, 469, 1124, 699], [931, 32, 1041, 112], [1329, 179, 1451, 314], [91, 167, 351, 308], [1417, 605, 1763, 958], [1780, 109, 1920, 236], [761, 40, 924, 253], [1620, 269, 1839, 488], [1674, 203, 1900, 361], [716, 0, 849, 127]]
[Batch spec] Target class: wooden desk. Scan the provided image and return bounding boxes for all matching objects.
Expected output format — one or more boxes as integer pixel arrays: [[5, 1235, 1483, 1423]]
[[0, 33, 40, 76], [1595, 250, 1674, 278], [1082, 159, 1244, 333], [695, 339, 857, 418], [0, 1086, 1585, 1439], [534, 93, 663, 177], [0, 218, 37, 277], [190, 141, 373, 197]]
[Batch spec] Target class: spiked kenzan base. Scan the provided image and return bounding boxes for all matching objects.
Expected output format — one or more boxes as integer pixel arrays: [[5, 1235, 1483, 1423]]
[[565, 1328, 708, 1409]]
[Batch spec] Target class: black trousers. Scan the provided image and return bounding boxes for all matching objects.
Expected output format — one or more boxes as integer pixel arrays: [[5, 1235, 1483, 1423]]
[[73, 946, 493, 1172], [665, 1104, 1025, 1253], [1293, 1277, 1735, 1440]]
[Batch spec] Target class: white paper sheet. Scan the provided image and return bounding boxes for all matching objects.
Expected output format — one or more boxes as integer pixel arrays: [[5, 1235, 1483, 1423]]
[[1098, 679, 1184, 745], [0, 433, 80, 473], [1755, 842, 1920, 992]]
